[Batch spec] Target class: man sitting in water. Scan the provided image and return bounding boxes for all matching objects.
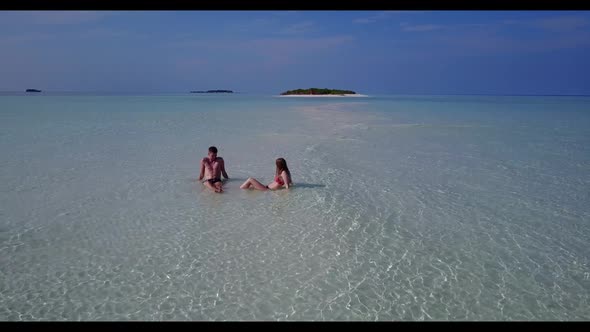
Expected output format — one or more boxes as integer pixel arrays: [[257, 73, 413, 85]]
[[198, 146, 229, 193]]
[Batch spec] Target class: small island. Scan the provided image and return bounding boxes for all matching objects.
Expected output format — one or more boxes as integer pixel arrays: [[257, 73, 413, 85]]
[[280, 88, 364, 97], [25, 89, 42, 93], [190, 90, 233, 93]]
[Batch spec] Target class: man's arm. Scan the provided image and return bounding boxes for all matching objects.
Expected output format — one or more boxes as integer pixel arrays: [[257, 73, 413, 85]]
[[198, 159, 205, 181], [220, 158, 229, 179]]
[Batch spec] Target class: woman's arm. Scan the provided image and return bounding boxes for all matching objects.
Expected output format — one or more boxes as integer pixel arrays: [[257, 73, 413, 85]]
[[281, 171, 290, 189]]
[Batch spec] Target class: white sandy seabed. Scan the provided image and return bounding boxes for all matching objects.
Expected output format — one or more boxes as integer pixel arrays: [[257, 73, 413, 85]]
[[1, 94, 589, 321]]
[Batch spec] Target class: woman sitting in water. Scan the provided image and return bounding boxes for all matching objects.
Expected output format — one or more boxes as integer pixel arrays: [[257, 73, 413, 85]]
[[240, 158, 292, 190]]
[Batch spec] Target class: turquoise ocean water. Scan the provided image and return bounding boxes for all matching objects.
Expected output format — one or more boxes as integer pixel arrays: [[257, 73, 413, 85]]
[[1, 93, 589, 320]]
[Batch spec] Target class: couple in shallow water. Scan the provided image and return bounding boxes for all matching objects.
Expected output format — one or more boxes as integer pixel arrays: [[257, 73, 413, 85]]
[[198, 146, 292, 193]]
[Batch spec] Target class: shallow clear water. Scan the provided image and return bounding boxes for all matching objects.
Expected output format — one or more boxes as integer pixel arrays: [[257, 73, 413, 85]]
[[1, 94, 589, 320]]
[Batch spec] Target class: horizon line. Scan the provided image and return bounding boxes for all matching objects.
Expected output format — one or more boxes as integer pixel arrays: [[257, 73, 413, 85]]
[[1, 91, 590, 97]]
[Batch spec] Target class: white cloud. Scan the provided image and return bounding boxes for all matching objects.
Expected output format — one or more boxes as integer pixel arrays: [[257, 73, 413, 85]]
[[502, 15, 589, 32], [353, 11, 399, 24], [279, 21, 315, 35], [533, 16, 589, 32], [170, 35, 355, 69], [435, 28, 590, 56], [402, 24, 443, 32], [0, 11, 114, 25]]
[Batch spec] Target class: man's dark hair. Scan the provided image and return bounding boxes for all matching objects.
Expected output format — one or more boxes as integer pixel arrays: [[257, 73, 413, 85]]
[[208, 146, 218, 154]]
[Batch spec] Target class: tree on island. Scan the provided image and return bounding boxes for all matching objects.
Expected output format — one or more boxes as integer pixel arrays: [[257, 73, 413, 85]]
[[280, 88, 356, 95], [190, 90, 233, 93]]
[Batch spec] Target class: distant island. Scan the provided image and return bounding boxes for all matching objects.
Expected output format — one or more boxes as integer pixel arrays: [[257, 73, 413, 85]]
[[190, 90, 233, 93], [25, 89, 42, 93], [280, 88, 356, 96]]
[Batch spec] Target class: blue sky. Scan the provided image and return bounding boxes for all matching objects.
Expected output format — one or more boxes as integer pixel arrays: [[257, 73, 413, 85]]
[[1, 10, 589, 94]]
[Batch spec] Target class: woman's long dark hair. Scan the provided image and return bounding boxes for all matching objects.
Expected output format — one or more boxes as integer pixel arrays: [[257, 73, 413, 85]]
[[275, 158, 292, 183]]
